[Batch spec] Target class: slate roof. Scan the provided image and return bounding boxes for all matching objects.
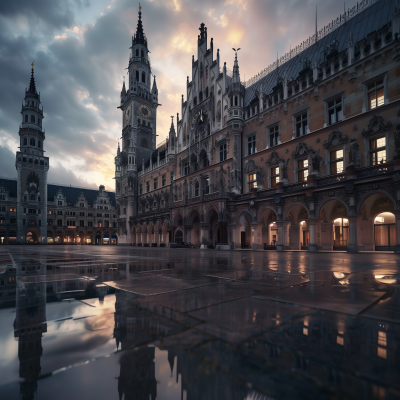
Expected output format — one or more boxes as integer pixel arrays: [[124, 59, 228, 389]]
[[244, 0, 395, 107], [0, 178, 115, 207]]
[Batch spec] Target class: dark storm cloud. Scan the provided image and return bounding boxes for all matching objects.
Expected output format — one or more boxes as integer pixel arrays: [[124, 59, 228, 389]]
[[0, 0, 361, 189], [0, 145, 17, 178]]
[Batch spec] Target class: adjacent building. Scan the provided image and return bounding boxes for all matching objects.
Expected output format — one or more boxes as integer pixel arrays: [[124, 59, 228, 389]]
[[116, 0, 400, 253], [0, 65, 118, 245]]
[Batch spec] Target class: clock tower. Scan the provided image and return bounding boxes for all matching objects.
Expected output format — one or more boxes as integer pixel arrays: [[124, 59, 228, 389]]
[[115, 4, 159, 244]]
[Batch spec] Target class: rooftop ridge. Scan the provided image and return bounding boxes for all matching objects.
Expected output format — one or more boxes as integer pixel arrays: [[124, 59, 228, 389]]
[[0, 176, 114, 193], [244, 0, 380, 89]]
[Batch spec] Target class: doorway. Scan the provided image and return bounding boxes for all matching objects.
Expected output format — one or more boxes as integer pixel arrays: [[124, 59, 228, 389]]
[[374, 212, 396, 251], [333, 218, 348, 250]]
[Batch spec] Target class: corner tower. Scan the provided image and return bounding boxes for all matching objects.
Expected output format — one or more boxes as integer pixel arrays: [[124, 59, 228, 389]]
[[115, 5, 159, 244], [16, 63, 49, 244]]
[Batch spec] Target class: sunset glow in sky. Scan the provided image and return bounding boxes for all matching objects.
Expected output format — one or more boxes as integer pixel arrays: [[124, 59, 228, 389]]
[[0, 0, 359, 190]]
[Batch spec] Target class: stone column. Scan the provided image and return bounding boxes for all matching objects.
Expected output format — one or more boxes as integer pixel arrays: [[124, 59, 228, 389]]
[[200, 223, 208, 249], [347, 216, 359, 253], [276, 221, 284, 252], [393, 211, 400, 254], [251, 223, 260, 250], [291, 223, 301, 250], [307, 219, 317, 252]]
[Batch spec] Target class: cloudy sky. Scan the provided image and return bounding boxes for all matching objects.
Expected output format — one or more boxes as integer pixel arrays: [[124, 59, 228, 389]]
[[0, 0, 359, 191]]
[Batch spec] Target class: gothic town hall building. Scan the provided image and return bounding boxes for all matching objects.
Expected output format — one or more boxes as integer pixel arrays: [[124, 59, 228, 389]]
[[115, 0, 400, 253]]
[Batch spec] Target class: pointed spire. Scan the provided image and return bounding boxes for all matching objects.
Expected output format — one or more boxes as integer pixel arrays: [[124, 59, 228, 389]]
[[168, 350, 175, 377], [133, 3, 147, 48], [121, 77, 126, 95], [152, 75, 158, 94], [170, 116, 175, 132], [232, 48, 241, 84], [117, 141, 121, 156], [28, 61, 38, 97]]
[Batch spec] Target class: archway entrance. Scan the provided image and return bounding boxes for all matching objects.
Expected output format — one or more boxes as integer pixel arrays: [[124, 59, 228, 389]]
[[175, 230, 183, 243], [95, 233, 102, 244], [318, 200, 348, 251], [284, 204, 308, 250], [374, 212, 396, 251], [26, 230, 39, 244], [238, 213, 252, 249], [259, 208, 277, 250], [217, 226, 228, 244]]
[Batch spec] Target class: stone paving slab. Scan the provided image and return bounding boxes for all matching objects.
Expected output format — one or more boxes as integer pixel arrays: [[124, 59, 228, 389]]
[[189, 297, 312, 344]]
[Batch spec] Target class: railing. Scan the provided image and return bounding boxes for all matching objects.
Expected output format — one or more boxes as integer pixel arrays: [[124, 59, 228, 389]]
[[356, 163, 394, 178], [204, 191, 219, 201], [283, 183, 308, 193], [243, 0, 380, 88], [316, 173, 347, 186]]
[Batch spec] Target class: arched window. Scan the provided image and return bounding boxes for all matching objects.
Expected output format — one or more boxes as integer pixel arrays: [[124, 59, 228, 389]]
[[38, 140, 41, 148], [136, 70, 139, 81], [30, 138, 35, 146], [30, 194, 35, 200], [25, 115, 28, 122], [141, 50, 144, 57], [31, 115, 35, 123], [142, 72, 145, 83], [23, 138, 27, 146], [235, 96, 238, 106], [136, 49, 139, 56], [195, 181, 199, 197], [38, 118, 41, 126]]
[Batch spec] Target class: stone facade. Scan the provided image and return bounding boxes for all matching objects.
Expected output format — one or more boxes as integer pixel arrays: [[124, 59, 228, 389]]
[[118, 0, 400, 253]]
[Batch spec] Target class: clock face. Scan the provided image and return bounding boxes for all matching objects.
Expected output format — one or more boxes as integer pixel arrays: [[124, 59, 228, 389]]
[[138, 104, 151, 119]]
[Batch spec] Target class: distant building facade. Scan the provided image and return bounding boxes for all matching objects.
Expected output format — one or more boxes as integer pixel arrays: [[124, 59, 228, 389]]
[[0, 65, 118, 245], [116, 0, 400, 253]]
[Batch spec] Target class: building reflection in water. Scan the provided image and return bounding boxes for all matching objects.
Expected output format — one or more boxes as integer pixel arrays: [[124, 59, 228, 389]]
[[13, 261, 47, 400]]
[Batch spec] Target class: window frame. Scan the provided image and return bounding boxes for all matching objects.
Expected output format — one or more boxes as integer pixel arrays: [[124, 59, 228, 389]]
[[329, 148, 344, 175], [247, 134, 256, 156], [268, 124, 280, 148], [369, 136, 387, 166], [326, 96, 344, 126], [293, 110, 309, 138], [248, 173, 257, 191], [270, 166, 280, 188], [219, 142, 227, 162], [362, 74, 387, 112], [297, 158, 309, 182]]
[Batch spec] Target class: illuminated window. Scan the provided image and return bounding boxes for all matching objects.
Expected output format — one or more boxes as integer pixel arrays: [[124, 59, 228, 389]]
[[368, 79, 384, 110], [271, 167, 280, 188], [298, 159, 308, 182], [330, 149, 344, 175], [370, 137, 386, 165], [248, 174, 257, 191]]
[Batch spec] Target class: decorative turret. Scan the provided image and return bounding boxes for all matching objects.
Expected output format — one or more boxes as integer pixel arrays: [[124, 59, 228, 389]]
[[152, 76, 158, 95]]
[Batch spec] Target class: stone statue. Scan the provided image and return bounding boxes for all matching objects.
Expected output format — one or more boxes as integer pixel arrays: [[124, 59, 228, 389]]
[[349, 138, 361, 167], [256, 166, 265, 185], [311, 149, 322, 173]]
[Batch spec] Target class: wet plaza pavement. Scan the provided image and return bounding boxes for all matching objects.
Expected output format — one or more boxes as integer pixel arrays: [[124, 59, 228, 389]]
[[0, 246, 399, 399]]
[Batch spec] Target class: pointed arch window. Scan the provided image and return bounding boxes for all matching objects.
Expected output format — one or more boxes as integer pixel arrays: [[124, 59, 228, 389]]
[[30, 138, 35, 146], [136, 70, 139, 81], [142, 72, 145, 83], [25, 115, 28, 122], [31, 115, 35, 123], [194, 181, 199, 197], [23, 138, 27, 146]]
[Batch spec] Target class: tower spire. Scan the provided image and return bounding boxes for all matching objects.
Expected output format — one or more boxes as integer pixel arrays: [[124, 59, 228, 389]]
[[232, 48, 241, 84], [28, 61, 38, 96], [133, 3, 147, 48]]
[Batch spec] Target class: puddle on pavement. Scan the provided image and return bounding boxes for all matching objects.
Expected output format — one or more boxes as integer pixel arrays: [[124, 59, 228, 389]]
[[1, 247, 400, 399]]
